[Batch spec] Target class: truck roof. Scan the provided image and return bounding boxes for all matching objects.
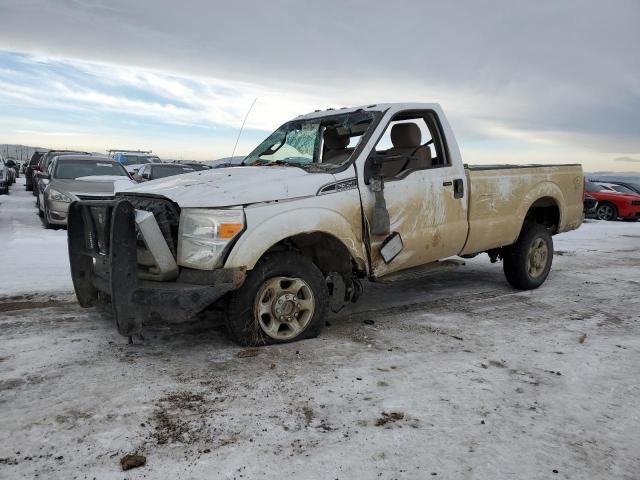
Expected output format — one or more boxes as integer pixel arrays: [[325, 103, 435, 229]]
[[295, 103, 443, 120]]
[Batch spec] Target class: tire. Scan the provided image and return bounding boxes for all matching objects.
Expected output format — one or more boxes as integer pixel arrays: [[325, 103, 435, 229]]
[[42, 207, 53, 229], [596, 202, 617, 221], [503, 223, 554, 290], [0, 185, 7, 195], [225, 251, 329, 346]]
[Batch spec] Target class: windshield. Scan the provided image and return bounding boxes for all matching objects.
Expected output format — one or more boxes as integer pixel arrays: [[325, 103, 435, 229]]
[[585, 182, 603, 193], [122, 155, 153, 166], [55, 160, 128, 179], [610, 184, 636, 194], [243, 111, 378, 169]]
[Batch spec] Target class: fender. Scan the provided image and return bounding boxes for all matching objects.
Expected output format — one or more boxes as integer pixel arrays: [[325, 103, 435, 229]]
[[224, 201, 367, 271], [512, 180, 566, 242]]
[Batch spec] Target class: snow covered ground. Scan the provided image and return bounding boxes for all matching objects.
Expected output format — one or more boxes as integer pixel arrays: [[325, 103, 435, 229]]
[[0, 178, 72, 296], [1, 177, 639, 479]]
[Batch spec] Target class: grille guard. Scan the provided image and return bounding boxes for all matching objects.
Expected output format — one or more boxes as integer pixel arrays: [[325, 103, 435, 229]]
[[68, 198, 244, 337]]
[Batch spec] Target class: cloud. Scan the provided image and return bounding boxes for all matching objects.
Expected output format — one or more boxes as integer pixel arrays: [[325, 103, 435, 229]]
[[613, 156, 640, 163], [14, 129, 80, 137], [0, 1, 639, 167]]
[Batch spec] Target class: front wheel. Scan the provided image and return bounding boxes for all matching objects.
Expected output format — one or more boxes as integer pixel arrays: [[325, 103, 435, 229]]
[[225, 252, 328, 346], [503, 223, 553, 290]]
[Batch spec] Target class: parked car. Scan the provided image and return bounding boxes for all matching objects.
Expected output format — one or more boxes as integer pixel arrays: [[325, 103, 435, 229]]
[[5, 159, 19, 181], [585, 181, 640, 221], [132, 163, 199, 182], [110, 150, 161, 174], [583, 193, 597, 216], [34, 150, 90, 203], [4, 159, 16, 184], [68, 102, 584, 345], [25, 150, 48, 191], [38, 155, 134, 228], [0, 154, 10, 194]]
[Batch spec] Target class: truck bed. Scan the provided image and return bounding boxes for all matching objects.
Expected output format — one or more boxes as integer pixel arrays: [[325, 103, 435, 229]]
[[466, 164, 581, 171], [461, 164, 584, 255]]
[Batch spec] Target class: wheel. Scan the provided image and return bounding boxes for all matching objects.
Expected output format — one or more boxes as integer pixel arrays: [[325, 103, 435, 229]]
[[596, 202, 617, 221], [503, 223, 553, 290], [42, 207, 53, 229], [0, 185, 7, 195], [225, 251, 328, 346]]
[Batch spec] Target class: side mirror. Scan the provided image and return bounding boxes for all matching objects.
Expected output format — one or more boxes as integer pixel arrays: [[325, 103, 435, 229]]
[[364, 155, 391, 236], [142, 172, 150, 180]]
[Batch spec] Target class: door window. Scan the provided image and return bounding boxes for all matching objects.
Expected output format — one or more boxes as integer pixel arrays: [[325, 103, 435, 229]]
[[370, 111, 448, 180]]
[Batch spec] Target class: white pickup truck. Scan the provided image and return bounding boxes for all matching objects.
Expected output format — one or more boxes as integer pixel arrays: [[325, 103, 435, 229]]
[[68, 103, 584, 345]]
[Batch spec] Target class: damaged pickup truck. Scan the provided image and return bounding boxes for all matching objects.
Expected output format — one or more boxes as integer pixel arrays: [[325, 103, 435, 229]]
[[68, 103, 584, 345]]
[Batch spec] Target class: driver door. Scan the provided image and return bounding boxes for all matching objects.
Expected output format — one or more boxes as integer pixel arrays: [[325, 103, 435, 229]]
[[358, 110, 469, 277]]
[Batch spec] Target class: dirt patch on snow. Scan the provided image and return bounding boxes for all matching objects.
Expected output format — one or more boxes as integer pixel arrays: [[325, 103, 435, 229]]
[[375, 411, 405, 426], [0, 297, 75, 313], [151, 391, 208, 445]]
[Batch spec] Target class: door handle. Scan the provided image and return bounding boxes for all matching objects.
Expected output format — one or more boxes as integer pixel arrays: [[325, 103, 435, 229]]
[[453, 178, 464, 198], [442, 181, 453, 187]]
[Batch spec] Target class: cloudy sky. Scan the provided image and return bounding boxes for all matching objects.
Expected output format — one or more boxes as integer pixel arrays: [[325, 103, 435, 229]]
[[0, 0, 638, 171]]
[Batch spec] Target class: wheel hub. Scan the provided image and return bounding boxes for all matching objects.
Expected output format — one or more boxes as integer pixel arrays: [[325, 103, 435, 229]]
[[273, 293, 300, 322], [527, 238, 549, 278]]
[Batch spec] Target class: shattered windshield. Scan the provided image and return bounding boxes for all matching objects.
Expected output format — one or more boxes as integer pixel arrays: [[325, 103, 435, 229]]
[[243, 110, 378, 170]]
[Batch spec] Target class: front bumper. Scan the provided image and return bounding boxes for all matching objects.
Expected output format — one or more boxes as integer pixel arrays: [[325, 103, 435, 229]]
[[46, 200, 70, 225], [67, 199, 245, 337]]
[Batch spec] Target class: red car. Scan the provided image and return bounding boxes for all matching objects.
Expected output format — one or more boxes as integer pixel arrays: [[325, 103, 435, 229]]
[[585, 181, 640, 221]]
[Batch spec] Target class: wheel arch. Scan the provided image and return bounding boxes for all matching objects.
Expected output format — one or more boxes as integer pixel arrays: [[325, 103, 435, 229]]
[[224, 207, 368, 275], [516, 182, 565, 236]]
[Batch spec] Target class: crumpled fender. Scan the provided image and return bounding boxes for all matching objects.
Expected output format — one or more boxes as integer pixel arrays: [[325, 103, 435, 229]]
[[224, 204, 367, 271]]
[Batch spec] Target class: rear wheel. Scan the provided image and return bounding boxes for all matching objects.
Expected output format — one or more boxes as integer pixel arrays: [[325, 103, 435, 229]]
[[225, 252, 328, 346], [503, 223, 553, 290], [596, 202, 617, 221]]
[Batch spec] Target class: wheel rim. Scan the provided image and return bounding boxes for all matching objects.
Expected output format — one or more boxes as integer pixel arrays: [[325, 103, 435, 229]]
[[596, 205, 614, 221], [527, 237, 549, 278], [254, 276, 315, 340]]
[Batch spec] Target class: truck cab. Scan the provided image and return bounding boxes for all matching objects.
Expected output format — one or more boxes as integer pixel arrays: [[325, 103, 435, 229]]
[[68, 103, 584, 345]]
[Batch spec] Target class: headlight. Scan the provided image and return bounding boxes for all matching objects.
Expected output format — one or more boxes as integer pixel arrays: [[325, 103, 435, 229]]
[[177, 208, 244, 269], [48, 189, 72, 203]]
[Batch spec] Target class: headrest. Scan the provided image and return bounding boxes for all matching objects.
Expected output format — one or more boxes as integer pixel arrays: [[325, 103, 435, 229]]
[[324, 128, 350, 150], [391, 123, 422, 148]]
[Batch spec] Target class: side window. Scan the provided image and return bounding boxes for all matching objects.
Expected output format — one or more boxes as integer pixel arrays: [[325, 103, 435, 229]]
[[375, 118, 435, 160], [370, 111, 449, 180]]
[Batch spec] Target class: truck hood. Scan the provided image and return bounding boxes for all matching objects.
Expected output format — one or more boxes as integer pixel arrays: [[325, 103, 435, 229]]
[[118, 166, 337, 207]]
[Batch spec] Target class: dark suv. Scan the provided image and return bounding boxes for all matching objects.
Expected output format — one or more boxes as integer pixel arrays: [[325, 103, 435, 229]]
[[25, 150, 48, 191]]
